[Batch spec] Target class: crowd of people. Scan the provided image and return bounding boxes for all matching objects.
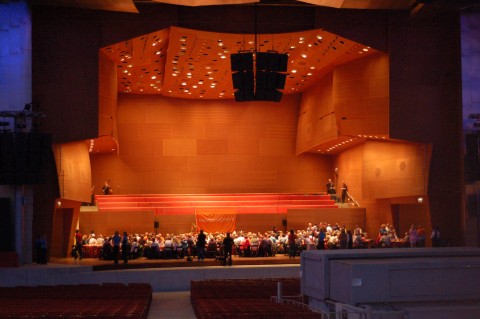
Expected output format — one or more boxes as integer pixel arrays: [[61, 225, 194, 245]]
[[70, 221, 443, 264]]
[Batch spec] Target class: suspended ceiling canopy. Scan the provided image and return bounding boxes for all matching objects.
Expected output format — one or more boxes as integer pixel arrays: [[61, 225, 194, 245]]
[[101, 26, 377, 99], [31, 0, 416, 13]]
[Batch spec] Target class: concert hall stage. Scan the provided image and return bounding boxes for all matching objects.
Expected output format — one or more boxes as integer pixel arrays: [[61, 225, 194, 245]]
[[77, 193, 365, 244]]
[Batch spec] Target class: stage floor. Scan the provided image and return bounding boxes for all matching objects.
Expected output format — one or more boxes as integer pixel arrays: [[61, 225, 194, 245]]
[[49, 254, 300, 271]]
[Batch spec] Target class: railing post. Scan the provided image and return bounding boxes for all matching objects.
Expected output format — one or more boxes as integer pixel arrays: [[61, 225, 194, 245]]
[[276, 282, 282, 303]]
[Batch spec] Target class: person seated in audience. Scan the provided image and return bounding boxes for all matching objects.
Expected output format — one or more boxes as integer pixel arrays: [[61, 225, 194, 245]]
[[162, 236, 174, 258], [352, 233, 364, 248], [130, 237, 140, 259], [172, 236, 183, 258], [164, 236, 173, 248], [327, 233, 338, 249], [207, 234, 216, 246], [150, 237, 160, 258], [277, 231, 287, 254], [204, 234, 217, 258], [259, 235, 271, 257], [354, 225, 362, 236], [268, 232, 277, 256], [387, 230, 398, 241], [96, 234, 105, 246], [306, 223, 314, 233], [241, 235, 251, 256], [296, 231, 305, 252], [88, 234, 97, 245], [378, 232, 391, 248], [304, 234, 315, 251], [234, 232, 244, 246], [326, 224, 333, 233]]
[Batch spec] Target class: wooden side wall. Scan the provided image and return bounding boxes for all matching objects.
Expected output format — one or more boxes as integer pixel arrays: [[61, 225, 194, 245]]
[[53, 141, 92, 203], [296, 53, 389, 153], [333, 140, 431, 238]]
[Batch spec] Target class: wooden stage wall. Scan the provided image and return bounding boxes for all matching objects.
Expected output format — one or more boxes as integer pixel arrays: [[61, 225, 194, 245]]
[[78, 208, 366, 238]]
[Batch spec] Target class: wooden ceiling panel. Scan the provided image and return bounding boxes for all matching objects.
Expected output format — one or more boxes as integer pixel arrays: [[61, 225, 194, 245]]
[[33, 0, 139, 13], [100, 26, 378, 100]]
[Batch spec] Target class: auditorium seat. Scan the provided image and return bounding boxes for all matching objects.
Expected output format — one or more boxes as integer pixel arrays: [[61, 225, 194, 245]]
[[0, 284, 152, 319]]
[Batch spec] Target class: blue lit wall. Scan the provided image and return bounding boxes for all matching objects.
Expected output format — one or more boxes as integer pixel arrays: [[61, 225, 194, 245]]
[[0, 0, 31, 112]]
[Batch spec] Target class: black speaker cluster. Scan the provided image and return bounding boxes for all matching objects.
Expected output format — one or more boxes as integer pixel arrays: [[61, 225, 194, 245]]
[[231, 51, 288, 102], [0, 133, 52, 185]]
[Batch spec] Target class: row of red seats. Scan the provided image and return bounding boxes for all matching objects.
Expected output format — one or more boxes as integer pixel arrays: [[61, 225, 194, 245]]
[[191, 278, 300, 300], [193, 299, 324, 319], [191, 278, 325, 318], [0, 283, 152, 319]]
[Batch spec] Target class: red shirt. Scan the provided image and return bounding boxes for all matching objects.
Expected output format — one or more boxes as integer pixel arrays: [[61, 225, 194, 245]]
[[75, 232, 83, 244], [288, 233, 297, 244]]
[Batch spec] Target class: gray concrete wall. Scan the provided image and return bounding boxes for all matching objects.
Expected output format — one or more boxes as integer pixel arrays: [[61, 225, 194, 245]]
[[0, 264, 300, 292]]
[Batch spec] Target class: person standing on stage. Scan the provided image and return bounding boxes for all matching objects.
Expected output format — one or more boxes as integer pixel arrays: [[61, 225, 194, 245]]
[[287, 229, 298, 258], [431, 226, 441, 247], [35, 233, 48, 264], [121, 231, 130, 264], [196, 229, 207, 262], [326, 179, 335, 195], [222, 232, 234, 266], [74, 229, 83, 260], [112, 230, 121, 264], [316, 228, 326, 250], [341, 181, 348, 203]]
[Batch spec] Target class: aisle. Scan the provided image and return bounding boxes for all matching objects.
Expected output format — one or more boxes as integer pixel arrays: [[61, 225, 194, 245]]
[[147, 291, 196, 319]]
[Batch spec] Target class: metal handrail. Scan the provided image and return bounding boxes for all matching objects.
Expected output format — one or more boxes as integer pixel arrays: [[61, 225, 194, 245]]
[[345, 191, 360, 207]]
